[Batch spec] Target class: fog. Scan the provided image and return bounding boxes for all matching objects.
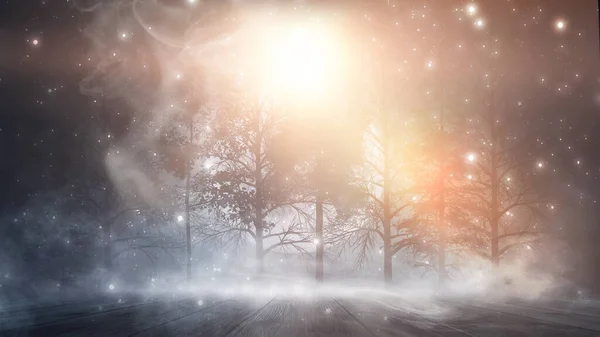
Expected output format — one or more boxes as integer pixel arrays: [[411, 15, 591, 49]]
[[1, 0, 598, 326]]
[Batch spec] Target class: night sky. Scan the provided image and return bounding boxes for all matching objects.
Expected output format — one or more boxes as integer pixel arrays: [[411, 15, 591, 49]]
[[0, 1, 599, 233]]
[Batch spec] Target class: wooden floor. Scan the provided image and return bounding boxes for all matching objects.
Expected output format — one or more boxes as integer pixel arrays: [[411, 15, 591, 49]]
[[2, 293, 600, 336]]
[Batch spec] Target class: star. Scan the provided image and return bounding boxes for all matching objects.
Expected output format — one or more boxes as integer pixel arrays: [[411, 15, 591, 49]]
[[467, 5, 477, 15]]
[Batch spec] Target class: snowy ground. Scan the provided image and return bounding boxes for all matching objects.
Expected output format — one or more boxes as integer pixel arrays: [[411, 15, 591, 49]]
[[2, 288, 600, 336]]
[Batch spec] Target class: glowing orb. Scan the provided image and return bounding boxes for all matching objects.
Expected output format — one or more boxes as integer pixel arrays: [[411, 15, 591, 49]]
[[197, 299, 204, 306], [467, 153, 476, 162], [475, 19, 484, 27], [32, 39, 39, 46], [239, 17, 349, 102], [467, 5, 477, 15], [177, 215, 184, 222], [109, 284, 115, 290], [270, 26, 336, 97], [556, 20, 565, 30], [537, 162, 543, 168]]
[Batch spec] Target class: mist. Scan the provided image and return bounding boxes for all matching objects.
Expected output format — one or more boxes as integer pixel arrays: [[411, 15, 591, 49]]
[[2, 0, 600, 335]]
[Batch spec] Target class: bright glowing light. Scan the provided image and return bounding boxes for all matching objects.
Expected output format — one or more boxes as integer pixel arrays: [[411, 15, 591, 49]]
[[475, 19, 484, 27], [32, 39, 39, 46], [109, 284, 115, 291], [197, 299, 204, 306], [467, 5, 477, 15], [467, 153, 476, 162], [313, 238, 320, 245], [238, 17, 348, 102], [467, 174, 473, 180], [556, 20, 565, 30], [537, 162, 544, 168], [177, 215, 184, 222], [270, 26, 338, 97]]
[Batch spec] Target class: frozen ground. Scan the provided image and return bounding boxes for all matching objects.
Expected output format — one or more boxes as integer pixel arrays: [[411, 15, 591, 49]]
[[1, 285, 600, 337]]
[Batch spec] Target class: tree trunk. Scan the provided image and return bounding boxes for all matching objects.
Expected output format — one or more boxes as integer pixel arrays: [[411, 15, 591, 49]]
[[383, 225, 392, 284], [489, 108, 500, 270], [315, 191, 324, 282], [185, 169, 192, 281], [382, 149, 392, 284], [185, 119, 193, 282], [103, 222, 112, 272], [490, 216, 500, 268], [438, 192, 447, 283], [255, 222, 264, 274], [379, 48, 393, 285], [253, 108, 265, 276], [437, 99, 447, 285]]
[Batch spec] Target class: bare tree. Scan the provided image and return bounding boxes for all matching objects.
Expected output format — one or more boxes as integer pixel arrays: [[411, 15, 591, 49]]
[[270, 88, 366, 282], [459, 69, 547, 268], [199, 94, 314, 274], [157, 67, 215, 281]]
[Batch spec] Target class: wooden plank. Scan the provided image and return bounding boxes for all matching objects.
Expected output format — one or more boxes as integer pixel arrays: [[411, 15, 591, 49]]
[[437, 301, 599, 337], [134, 297, 271, 337], [273, 298, 374, 337], [334, 297, 467, 337], [1, 300, 180, 337], [0, 296, 152, 331], [3, 295, 599, 337], [503, 298, 600, 319], [227, 298, 289, 337]]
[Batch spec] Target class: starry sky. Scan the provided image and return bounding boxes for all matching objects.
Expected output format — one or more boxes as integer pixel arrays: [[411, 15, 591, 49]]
[[0, 0, 599, 215]]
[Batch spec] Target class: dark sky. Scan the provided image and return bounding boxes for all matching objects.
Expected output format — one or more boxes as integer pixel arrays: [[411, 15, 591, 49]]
[[0, 0, 599, 214]]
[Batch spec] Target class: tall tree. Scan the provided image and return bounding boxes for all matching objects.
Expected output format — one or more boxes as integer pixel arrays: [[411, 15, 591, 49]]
[[324, 1, 426, 283], [157, 68, 214, 281], [200, 94, 313, 274], [273, 98, 365, 282], [461, 69, 547, 268]]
